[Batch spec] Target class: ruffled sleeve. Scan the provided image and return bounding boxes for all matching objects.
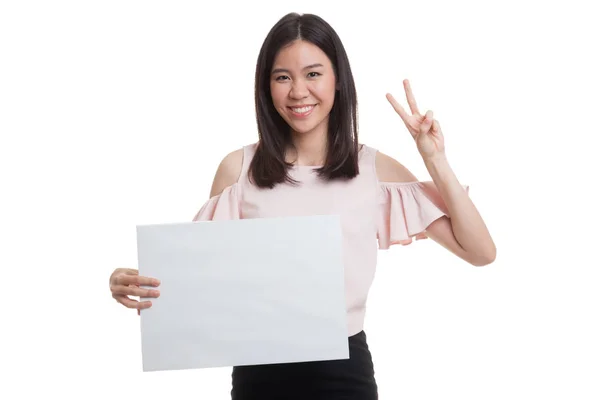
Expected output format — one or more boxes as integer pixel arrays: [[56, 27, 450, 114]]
[[377, 181, 469, 249], [192, 183, 241, 221]]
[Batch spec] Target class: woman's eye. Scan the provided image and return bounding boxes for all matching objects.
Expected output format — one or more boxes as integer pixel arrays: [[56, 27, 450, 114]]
[[275, 72, 320, 81]]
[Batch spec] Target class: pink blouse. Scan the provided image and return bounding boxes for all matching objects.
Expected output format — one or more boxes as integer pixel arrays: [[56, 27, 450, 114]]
[[193, 143, 460, 336]]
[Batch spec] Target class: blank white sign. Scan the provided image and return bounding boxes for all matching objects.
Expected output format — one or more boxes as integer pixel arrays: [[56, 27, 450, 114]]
[[136, 214, 349, 372]]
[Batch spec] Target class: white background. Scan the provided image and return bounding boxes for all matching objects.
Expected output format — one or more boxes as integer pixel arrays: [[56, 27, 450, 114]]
[[1, 0, 599, 399]]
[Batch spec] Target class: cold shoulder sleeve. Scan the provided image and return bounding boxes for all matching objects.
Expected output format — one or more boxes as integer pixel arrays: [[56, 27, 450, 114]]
[[192, 183, 242, 221], [377, 181, 469, 249]]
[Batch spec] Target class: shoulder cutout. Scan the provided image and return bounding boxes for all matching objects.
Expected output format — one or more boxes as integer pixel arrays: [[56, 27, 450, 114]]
[[209, 148, 243, 198], [375, 150, 418, 183]]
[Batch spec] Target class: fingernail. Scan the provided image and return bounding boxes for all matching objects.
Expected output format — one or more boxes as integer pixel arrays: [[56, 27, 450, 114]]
[[154, 279, 161, 286]]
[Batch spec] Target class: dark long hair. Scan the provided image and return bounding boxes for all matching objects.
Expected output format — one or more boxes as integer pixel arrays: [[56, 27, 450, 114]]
[[250, 13, 359, 188]]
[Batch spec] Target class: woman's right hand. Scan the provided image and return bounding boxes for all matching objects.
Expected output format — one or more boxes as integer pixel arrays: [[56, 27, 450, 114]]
[[110, 268, 161, 314]]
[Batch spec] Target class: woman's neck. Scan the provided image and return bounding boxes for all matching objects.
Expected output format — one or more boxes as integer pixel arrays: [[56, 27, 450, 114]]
[[288, 127, 328, 167]]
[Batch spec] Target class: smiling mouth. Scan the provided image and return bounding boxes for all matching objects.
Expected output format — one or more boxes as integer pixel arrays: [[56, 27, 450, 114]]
[[288, 104, 316, 117]]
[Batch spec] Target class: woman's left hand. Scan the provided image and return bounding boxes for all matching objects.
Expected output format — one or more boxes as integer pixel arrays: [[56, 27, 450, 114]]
[[386, 79, 445, 161]]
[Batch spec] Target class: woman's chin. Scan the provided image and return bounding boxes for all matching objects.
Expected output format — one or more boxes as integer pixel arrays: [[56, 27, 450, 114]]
[[288, 119, 326, 135], [290, 125, 315, 135]]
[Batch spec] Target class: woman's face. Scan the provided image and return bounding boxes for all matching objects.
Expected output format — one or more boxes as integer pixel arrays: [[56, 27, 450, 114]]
[[270, 40, 337, 136]]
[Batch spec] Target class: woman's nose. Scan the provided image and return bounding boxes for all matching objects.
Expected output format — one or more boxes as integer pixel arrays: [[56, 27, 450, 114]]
[[289, 81, 309, 99]]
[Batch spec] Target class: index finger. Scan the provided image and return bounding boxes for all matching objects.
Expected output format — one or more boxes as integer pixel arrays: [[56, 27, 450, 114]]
[[117, 274, 160, 287], [386, 93, 410, 124]]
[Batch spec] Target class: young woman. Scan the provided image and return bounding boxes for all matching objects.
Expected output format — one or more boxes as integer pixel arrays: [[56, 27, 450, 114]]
[[109, 12, 495, 400]]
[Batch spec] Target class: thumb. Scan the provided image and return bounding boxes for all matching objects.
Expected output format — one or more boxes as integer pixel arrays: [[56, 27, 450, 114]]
[[123, 268, 139, 275], [420, 110, 434, 134]]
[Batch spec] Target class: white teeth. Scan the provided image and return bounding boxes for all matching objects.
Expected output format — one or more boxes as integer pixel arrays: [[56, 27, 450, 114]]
[[291, 105, 313, 113]]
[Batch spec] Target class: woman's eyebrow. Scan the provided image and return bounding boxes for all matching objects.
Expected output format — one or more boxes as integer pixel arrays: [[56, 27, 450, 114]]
[[271, 63, 324, 75]]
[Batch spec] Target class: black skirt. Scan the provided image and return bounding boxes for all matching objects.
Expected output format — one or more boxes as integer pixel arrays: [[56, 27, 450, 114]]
[[230, 330, 378, 400]]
